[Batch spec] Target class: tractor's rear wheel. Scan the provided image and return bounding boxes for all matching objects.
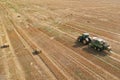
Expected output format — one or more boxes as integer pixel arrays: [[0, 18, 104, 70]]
[[83, 40, 87, 44], [82, 38, 90, 45]]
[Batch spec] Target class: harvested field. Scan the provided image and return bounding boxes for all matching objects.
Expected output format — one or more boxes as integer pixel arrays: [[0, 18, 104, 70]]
[[0, 0, 120, 80]]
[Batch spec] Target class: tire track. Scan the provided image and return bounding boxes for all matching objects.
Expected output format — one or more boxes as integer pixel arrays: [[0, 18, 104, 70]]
[[24, 26, 120, 79], [0, 4, 48, 80], [36, 22, 120, 68], [1, 1, 120, 79], [30, 21, 120, 79]]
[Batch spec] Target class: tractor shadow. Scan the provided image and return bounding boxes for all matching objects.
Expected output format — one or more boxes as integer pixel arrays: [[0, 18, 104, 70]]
[[82, 47, 109, 56], [72, 41, 85, 48]]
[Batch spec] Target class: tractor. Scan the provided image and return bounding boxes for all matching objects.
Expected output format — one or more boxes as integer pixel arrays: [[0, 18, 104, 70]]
[[88, 37, 111, 51], [77, 33, 91, 45], [77, 33, 111, 52]]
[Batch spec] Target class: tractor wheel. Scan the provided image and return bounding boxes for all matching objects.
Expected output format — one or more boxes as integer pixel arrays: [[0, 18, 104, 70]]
[[82, 40, 87, 45]]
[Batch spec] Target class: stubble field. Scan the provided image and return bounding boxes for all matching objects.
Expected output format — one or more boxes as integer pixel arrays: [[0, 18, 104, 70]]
[[0, 0, 120, 80]]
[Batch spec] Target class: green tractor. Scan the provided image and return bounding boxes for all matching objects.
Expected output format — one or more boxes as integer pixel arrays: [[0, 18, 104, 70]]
[[77, 33, 111, 52], [88, 37, 111, 51], [77, 33, 91, 45]]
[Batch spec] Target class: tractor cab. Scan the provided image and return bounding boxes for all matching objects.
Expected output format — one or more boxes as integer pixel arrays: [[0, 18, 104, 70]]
[[82, 33, 90, 38], [77, 33, 91, 45]]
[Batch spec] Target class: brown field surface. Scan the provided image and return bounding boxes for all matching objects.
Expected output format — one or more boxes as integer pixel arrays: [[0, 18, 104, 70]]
[[0, 0, 120, 80]]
